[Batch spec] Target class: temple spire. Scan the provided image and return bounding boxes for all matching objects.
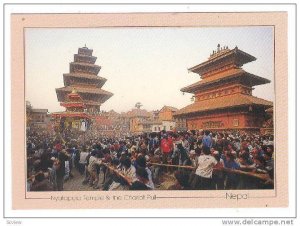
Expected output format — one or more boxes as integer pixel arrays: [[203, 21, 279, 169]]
[[55, 46, 113, 114]]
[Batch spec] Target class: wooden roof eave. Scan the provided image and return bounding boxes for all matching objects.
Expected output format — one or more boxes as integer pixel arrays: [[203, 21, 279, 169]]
[[242, 73, 271, 86], [56, 87, 113, 96], [181, 72, 270, 93], [63, 73, 107, 81], [69, 62, 101, 75], [63, 75, 107, 87], [51, 112, 91, 119], [188, 49, 256, 75], [56, 90, 113, 104], [74, 54, 97, 61], [70, 62, 101, 69], [174, 99, 273, 117], [188, 51, 234, 74], [174, 105, 240, 117]]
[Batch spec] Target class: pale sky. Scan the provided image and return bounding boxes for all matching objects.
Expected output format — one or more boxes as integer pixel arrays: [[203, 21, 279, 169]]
[[25, 27, 274, 113]]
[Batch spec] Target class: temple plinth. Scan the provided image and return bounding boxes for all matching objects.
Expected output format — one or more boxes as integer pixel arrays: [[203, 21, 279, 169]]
[[56, 46, 113, 114], [174, 45, 273, 131]]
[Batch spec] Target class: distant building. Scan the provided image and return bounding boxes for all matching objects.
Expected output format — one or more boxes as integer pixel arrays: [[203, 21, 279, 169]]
[[152, 120, 176, 132], [127, 108, 152, 135], [152, 110, 160, 121], [174, 118, 187, 132], [151, 106, 178, 132], [159, 106, 178, 121], [93, 110, 130, 136], [29, 108, 50, 129]]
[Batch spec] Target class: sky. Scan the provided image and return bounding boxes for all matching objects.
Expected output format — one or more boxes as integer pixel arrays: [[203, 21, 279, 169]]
[[25, 27, 274, 113]]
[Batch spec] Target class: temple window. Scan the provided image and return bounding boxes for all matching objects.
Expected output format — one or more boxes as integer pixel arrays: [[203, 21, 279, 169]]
[[233, 119, 239, 127]]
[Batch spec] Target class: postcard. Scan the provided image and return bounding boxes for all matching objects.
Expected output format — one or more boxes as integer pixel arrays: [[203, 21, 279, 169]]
[[8, 10, 290, 212]]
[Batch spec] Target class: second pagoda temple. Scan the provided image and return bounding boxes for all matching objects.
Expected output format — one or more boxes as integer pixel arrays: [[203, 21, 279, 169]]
[[174, 45, 273, 131], [56, 46, 113, 114]]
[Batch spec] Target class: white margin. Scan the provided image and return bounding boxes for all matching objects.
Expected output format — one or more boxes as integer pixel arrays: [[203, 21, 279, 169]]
[[1, 1, 297, 224]]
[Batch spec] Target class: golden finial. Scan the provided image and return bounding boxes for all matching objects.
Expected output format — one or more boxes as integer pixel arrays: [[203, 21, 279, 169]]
[[71, 88, 77, 94]]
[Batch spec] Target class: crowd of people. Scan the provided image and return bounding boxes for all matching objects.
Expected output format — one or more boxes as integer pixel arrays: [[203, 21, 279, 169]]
[[26, 127, 274, 191]]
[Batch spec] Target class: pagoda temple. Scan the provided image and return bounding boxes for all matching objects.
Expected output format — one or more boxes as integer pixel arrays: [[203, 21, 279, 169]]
[[174, 45, 273, 131], [56, 46, 113, 114], [52, 88, 91, 131]]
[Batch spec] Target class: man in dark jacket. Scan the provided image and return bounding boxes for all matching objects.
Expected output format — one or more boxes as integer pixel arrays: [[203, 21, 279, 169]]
[[55, 147, 70, 191]]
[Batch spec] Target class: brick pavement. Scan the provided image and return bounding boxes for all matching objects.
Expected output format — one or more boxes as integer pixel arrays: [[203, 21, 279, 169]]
[[63, 168, 176, 191], [63, 169, 94, 191]]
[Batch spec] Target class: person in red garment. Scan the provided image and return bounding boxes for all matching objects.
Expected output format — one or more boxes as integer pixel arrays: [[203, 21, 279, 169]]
[[160, 134, 174, 164]]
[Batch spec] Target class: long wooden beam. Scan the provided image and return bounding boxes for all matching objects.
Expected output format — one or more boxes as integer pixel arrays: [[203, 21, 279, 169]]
[[150, 162, 270, 181], [100, 163, 133, 186]]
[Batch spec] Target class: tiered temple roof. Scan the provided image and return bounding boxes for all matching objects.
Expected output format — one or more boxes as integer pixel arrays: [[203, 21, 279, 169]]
[[175, 45, 273, 117], [56, 46, 113, 113], [188, 46, 257, 75]]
